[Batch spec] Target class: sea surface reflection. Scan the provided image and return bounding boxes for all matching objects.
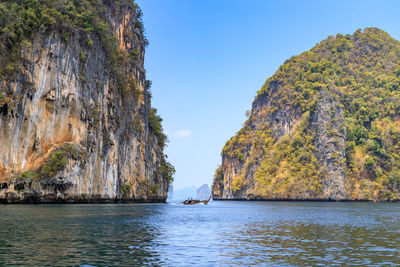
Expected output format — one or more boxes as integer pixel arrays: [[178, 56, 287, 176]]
[[0, 201, 399, 266]]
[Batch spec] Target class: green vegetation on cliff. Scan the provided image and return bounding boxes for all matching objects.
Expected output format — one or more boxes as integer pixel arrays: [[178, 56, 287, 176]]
[[0, 0, 145, 89], [216, 28, 400, 201], [0, 0, 174, 187]]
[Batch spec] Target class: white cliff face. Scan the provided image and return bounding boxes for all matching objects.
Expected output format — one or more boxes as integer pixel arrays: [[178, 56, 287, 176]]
[[0, 6, 169, 203]]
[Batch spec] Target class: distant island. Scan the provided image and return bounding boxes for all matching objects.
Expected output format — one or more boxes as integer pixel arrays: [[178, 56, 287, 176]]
[[197, 184, 211, 199], [170, 184, 210, 201], [213, 28, 400, 202]]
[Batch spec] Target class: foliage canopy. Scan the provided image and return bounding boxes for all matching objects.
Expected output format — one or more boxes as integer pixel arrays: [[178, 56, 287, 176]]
[[220, 28, 400, 201]]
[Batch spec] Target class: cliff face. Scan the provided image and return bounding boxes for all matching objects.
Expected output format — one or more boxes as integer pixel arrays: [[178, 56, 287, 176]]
[[0, 1, 173, 203], [213, 28, 400, 201]]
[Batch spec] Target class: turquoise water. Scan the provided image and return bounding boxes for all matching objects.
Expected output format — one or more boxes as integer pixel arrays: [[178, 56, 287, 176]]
[[0, 201, 399, 266]]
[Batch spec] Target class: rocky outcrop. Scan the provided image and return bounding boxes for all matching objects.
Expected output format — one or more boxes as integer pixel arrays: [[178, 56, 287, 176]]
[[196, 184, 211, 200], [0, 2, 172, 203], [213, 28, 400, 201], [312, 91, 347, 200]]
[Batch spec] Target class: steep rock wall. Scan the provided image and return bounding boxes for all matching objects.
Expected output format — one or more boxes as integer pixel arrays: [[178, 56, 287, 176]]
[[0, 3, 170, 203], [213, 90, 348, 201], [312, 91, 347, 200]]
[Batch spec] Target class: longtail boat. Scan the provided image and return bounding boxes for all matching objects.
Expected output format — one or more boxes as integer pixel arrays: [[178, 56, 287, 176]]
[[183, 195, 211, 205]]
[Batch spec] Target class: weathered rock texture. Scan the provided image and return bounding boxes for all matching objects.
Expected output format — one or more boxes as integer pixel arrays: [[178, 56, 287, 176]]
[[313, 91, 347, 200], [0, 2, 170, 203], [213, 28, 400, 201]]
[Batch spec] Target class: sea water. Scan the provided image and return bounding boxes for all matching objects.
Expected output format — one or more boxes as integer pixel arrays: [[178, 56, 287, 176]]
[[0, 201, 399, 266]]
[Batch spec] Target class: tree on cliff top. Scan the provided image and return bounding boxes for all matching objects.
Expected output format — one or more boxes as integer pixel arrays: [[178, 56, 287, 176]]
[[217, 28, 400, 201]]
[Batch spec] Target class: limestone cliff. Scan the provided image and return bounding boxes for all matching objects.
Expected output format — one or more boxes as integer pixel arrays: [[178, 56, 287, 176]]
[[213, 28, 400, 201], [0, 1, 174, 203]]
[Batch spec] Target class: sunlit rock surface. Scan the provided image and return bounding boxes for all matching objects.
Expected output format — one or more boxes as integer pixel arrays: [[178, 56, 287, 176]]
[[0, 3, 169, 203]]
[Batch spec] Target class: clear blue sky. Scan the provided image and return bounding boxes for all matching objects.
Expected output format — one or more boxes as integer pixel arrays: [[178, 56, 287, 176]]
[[136, 0, 400, 190]]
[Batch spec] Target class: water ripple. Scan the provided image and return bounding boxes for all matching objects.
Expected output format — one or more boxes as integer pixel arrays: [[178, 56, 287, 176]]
[[0, 202, 399, 266]]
